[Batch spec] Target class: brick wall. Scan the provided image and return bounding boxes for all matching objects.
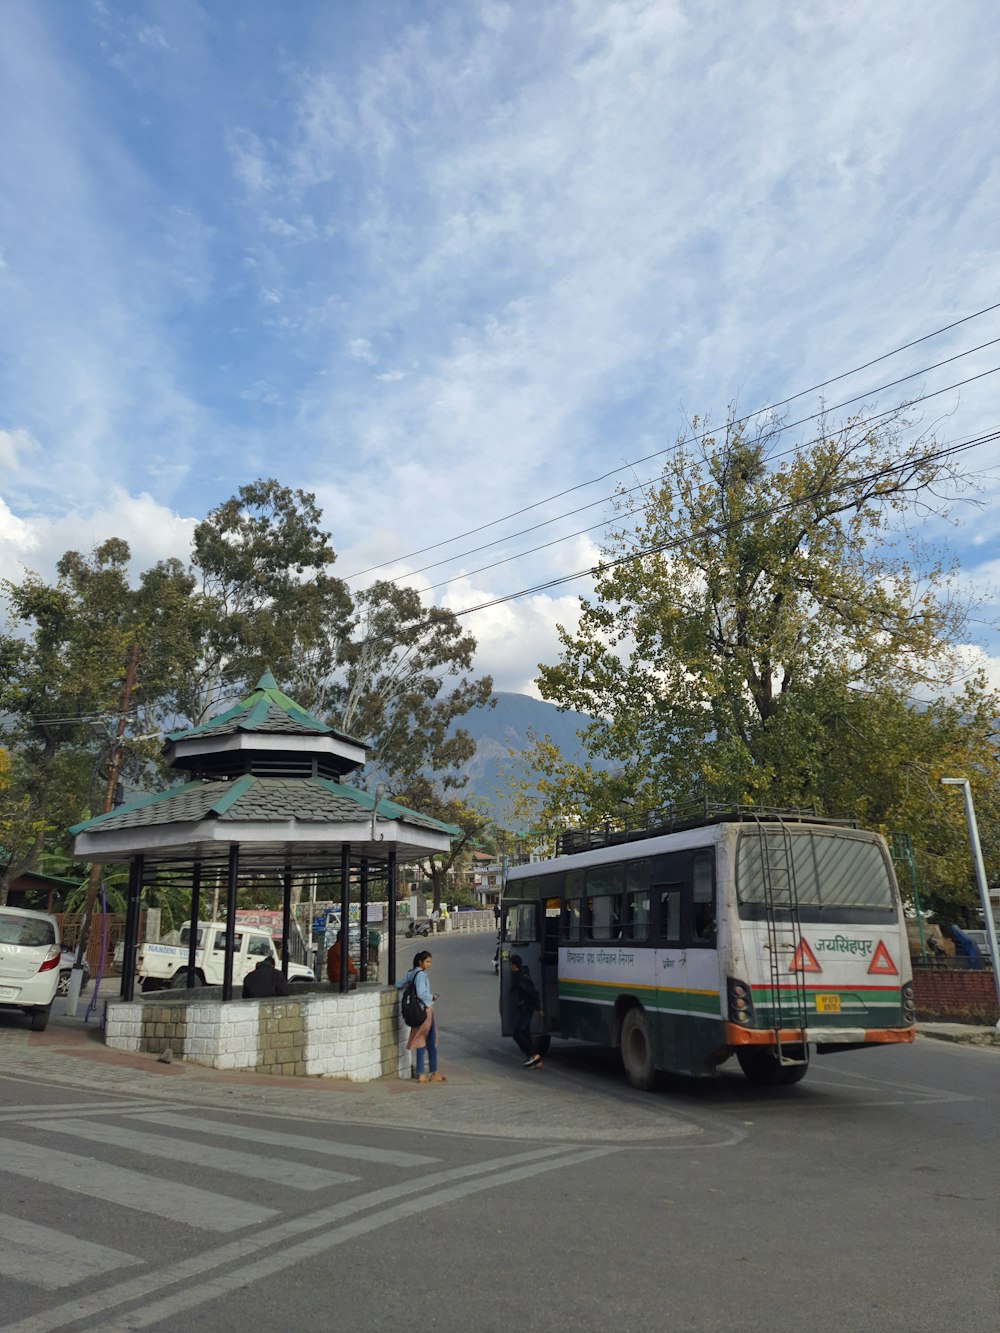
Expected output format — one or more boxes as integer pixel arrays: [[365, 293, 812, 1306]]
[[913, 967, 999, 1024]]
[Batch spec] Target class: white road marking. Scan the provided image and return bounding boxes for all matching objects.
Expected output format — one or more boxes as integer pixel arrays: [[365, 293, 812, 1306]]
[[123, 1110, 439, 1167], [0, 1215, 141, 1290], [0, 1140, 276, 1233], [0, 1102, 177, 1124], [0, 1145, 605, 1333], [35, 1119, 359, 1190], [99, 1146, 619, 1331]]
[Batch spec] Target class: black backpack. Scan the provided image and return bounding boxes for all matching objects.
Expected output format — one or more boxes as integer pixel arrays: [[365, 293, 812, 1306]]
[[401, 971, 427, 1027]]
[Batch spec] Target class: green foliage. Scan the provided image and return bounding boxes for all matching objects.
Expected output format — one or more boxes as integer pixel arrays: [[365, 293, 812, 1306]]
[[188, 478, 354, 723], [335, 580, 493, 789], [532, 407, 999, 913], [0, 541, 201, 898], [1, 479, 494, 899], [391, 775, 492, 908]]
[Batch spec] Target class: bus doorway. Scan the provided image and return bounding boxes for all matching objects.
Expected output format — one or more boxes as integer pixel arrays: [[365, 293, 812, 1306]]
[[499, 899, 542, 1040]]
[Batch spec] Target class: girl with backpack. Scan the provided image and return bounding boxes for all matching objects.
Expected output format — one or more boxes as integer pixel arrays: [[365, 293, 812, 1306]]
[[397, 950, 446, 1083]]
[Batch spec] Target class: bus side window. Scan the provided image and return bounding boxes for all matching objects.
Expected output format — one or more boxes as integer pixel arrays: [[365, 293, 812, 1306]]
[[657, 886, 683, 946], [690, 853, 716, 946], [562, 898, 584, 942], [588, 894, 619, 940], [623, 860, 650, 940], [586, 865, 623, 939]]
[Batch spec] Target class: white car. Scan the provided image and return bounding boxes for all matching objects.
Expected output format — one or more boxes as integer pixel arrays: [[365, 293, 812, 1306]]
[[0, 907, 61, 1031]]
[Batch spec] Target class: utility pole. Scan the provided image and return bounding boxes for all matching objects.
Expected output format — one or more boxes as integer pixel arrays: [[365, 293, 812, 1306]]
[[65, 643, 141, 1017], [941, 777, 1000, 1031]]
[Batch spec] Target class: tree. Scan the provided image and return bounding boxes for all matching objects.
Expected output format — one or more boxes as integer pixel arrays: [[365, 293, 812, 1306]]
[[0, 541, 201, 901], [187, 478, 354, 723], [189, 482, 492, 789], [333, 579, 493, 791], [533, 406, 998, 908], [0, 747, 47, 890], [392, 775, 491, 909]]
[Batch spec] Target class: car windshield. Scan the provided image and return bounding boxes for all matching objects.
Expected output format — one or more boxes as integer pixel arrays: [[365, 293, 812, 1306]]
[[0, 913, 56, 947]]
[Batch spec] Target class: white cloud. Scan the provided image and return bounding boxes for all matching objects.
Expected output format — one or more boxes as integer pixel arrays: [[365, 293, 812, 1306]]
[[0, 490, 195, 588], [0, 0, 997, 697]]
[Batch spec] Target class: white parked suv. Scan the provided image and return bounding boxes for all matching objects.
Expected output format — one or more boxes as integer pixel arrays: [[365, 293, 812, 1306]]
[[0, 907, 61, 1031]]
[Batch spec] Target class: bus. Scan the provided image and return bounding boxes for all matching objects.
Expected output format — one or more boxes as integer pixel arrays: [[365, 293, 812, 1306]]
[[499, 807, 915, 1087]]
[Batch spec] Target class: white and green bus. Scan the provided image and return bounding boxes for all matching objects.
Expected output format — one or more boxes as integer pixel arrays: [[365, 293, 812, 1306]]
[[499, 808, 915, 1087]]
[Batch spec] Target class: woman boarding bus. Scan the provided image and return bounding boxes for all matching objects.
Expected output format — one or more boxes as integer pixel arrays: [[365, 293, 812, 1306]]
[[499, 807, 915, 1087]]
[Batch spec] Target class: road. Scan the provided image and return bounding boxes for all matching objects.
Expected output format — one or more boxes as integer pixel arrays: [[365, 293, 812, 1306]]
[[0, 931, 997, 1332]]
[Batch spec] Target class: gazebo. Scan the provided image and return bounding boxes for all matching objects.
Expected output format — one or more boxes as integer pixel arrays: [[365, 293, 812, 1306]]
[[70, 671, 457, 1080]]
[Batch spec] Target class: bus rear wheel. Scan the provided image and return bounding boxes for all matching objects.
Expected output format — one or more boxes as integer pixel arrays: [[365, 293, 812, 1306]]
[[737, 1045, 809, 1086], [620, 1008, 656, 1090]]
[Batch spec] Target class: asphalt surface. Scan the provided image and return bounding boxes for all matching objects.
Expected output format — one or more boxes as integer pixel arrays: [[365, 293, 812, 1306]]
[[1, 930, 998, 1333], [1, 929, 996, 1138]]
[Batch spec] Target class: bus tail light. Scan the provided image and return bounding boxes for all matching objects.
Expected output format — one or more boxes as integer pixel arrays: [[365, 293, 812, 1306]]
[[727, 977, 755, 1025], [901, 981, 915, 1025]]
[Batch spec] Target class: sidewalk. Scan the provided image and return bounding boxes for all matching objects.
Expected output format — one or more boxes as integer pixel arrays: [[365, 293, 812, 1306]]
[[0, 1004, 699, 1146], [917, 1021, 1000, 1047], [3, 1007, 995, 1148]]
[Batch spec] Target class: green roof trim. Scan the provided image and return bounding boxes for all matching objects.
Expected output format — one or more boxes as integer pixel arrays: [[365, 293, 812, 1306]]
[[68, 774, 459, 840], [69, 779, 208, 835], [165, 668, 369, 745], [310, 777, 461, 837], [211, 772, 256, 815]]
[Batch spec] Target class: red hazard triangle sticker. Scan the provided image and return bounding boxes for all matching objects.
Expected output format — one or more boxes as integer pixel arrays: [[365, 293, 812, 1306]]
[[868, 940, 898, 975], [790, 939, 822, 973]]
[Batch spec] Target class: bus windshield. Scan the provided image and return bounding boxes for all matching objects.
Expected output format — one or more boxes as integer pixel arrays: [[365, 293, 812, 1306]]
[[737, 830, 895, 912]]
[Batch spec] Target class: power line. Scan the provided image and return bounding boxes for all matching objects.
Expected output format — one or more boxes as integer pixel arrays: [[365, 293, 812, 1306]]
[[447, 427, 1000, 619], [344, 302, 1000, 581], [417, 366, 1000, 594]]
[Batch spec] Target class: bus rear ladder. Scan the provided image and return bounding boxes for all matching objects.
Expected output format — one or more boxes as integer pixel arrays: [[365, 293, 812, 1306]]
[[754, 817, 809, 1067]]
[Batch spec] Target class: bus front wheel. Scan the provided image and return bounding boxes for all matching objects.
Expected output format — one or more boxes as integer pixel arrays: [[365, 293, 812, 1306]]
[[620, 1008, 656, 1090], [737, 1046, 809, 1086]]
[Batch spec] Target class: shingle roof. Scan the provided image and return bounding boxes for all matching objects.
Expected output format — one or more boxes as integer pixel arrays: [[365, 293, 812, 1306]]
[[69, 775, 458, 838], [165, 669, 366, 748]]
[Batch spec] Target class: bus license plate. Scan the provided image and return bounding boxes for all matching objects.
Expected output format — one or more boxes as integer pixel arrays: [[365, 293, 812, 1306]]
[[815, 994, 841, 1013]]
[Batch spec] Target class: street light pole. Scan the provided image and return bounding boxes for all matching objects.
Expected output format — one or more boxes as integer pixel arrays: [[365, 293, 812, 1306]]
[[941, 777, 1000, 1031]]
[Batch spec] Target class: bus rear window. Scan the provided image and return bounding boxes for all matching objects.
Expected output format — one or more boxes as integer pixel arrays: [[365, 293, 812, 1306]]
[[737, 831, 894, 911]]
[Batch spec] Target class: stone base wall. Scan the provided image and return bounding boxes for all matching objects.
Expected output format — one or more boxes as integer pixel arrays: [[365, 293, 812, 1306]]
[[103, 986, 409, 1081]]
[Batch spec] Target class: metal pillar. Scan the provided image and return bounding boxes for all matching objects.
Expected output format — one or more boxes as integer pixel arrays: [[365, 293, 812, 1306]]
[[387, 849, 397, 986], [281, 863, 293, 981], [223, 844, 239, 1001], [941, 778, 1000, 1029], [339, 843, 351, 992], [184, 860, 202, 986], [120, 854, 144, 1002], [359, 859, 369, 982]]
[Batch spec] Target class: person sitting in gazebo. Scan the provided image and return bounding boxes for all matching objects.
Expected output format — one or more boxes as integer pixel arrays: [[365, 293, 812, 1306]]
[[326, 929, 357, 988], [242, 957, 290, 999]]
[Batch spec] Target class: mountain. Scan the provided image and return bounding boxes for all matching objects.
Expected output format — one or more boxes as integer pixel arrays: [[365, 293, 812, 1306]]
[[448, 691, 612, 812]]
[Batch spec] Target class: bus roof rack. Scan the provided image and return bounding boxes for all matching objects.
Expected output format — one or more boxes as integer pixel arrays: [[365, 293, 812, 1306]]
[[555, 801, 856, 856]]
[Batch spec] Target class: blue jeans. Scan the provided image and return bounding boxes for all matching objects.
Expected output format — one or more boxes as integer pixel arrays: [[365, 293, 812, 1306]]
[[415, 1015, 437, 1075]]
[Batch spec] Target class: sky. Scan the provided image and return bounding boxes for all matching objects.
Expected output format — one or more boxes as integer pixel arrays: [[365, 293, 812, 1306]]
[[1, 0, 998, 698]]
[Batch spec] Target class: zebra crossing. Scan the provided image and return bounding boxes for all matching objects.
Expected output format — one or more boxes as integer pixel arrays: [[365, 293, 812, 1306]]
[[0, 1091, 614, 1332], [0, 1094, 440, 1303]]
